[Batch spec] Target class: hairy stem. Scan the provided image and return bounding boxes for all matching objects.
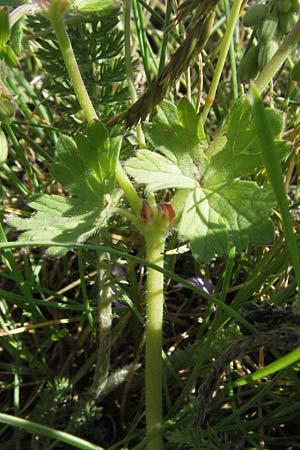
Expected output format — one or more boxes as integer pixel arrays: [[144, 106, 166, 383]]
[[49, 13, 97, 122], [202, 0, 243, 122], [47, 10, 115, 406], [115, 161, 143, 216], [90, 249, 113, 399], [144, 230, 166, 450]]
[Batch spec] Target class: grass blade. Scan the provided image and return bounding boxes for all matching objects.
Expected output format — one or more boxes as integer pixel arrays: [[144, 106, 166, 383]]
[[252, 86, 300, 302], [0, 413, 105, 450], [228, 346, 300, 388]]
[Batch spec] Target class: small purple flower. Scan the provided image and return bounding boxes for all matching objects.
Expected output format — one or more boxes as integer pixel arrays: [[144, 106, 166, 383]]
[[187, 277, 214, 294], [175, 276, 214, 294]]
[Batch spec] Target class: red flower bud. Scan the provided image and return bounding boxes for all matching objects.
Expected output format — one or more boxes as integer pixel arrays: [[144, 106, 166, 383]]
[[140, 200, 154, 223], [158, 203, 175, 228]]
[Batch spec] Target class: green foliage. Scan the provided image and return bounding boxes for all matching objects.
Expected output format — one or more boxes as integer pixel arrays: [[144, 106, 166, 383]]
[[166, 423, 233, 450], [127, 98, 287, 262], [0, 6, 18, 67], [243, 3, 268, 27], [126, 150, 197, 191], [9, 194, 112, 255], [0, 6, 9, 47], [258, 40, 279, 70], [27, 10, 127, 126], [52, 120, 119, 201], [237, 46, 259, 81], [9, 121, 121, 255], [1, 1, 300, 448], [72, 0, 120, 12], [144, 98, 205, 180], [178, 182, 274, 262], [291, 59, 300, 80]]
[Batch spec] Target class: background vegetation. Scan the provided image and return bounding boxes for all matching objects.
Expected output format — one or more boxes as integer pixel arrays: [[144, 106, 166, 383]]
[[1, 0, 300, 449]]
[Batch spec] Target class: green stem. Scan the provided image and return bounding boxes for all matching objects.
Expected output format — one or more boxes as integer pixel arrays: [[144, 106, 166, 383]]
[[252, 87, 300, 302], [48, 13, 97, 122], [132, 0, 152, 83], [3, 123, 39, 190], [124, 0, 138, 103], [158, 0, 173, 75], [115, 161, 143, 215], [0, 413, 104, 450], [144, 230, 166, 450], [255, 18, 300, 95], [201, 0, 243, 122], [224, 0, 238, 100], [124, 0, 145, 146], [90, 248, 113, 399]]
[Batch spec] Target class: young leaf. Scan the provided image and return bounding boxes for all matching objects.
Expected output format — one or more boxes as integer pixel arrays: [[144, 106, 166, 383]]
[[145, 99, 204, 180], [51, 121, 120, 202], [125, 150, 197, 191]]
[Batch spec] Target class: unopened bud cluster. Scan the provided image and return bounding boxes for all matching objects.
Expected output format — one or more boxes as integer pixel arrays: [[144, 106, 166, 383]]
[[140, 200, 175, 230], [239, 0, 299, 81]]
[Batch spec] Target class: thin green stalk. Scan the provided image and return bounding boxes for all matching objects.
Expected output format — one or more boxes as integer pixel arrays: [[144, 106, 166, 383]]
[[223, 0, 238, 100], [77, 249, 94, 332], [144, 229, 166, 450], [124, 0, 145, 146], [137, 0, 181, 44], [228, 346, 300, 389], [1, 162, 30, 196], [158, 0, 173, 75], [132, 0, 152, 83], [255, 18, 300, 95], [0, 223, 43, 321], [115, 161, 143, 215], [12, 68, 51, 126], [219, 245, 236, 302], [5, 75, 43, 140], [11, 124, 53, 162], [128, 260, 142, 346], [252, 87, 300, 302], [202, 0, 243, 122], [2, 124, 40, 190], [124, 0, 138, 103], [90, 248, 113, 399], [0, 413, 104, 450], [48, 13, 97, 122]]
